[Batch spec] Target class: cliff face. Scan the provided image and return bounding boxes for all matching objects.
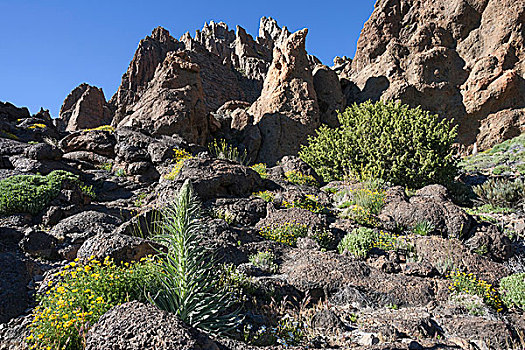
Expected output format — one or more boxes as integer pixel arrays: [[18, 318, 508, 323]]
[[342, 0, 525, 150]]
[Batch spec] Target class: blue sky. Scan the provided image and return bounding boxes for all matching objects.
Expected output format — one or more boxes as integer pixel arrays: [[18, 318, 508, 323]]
[[0, 0, 376, 117]]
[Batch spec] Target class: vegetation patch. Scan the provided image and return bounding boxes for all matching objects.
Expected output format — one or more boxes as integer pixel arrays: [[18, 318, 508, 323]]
[[249, 251, 278, 274], [0, 170, 79, 215], [338, 227, 400, 258], [284, 170, 318, 186], [27, 256, 159, 350], [299, 101, 457, 188], [447, 271, 503, 312], [250, 163, 268, 179], [259, 222, 308, 246], [253, 190, 275, 203], [283, 195, 326, 214], [500, 273, 525, 310], [208, 139, 247, 165], [83, 125, 115, 133], [473, 178, 525, 208], [163, 148, 193, 180]]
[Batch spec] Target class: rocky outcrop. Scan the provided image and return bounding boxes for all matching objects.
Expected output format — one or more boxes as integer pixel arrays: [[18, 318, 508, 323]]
[[313, 65, 345, 127], [58, 83, 112, 132], [249, 29, 320, 165], [85, 301, 219, 350], [110, 27, 182, 126], [117, 51, 209, 144], [342, 0, 525, 150]]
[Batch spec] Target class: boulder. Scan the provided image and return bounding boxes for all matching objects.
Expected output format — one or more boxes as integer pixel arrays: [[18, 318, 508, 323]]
[[155, 158, 264, 202], [249, 29, 320, 165], [117, 51, 209, 144], [342, 0, 525, 150], [0, 316, 31, 350], [0, 252, 31, 323], [19, 228, 58, 259], [85, 301, 219, 350], [59, 129, 116, 157], [77, 232, 161, 263], [466, 223, 513, 262], [58, 83, 112, 132], [313, 65, 345, 127], [380, 185, 472, 239], [24, 143, 62, 161]]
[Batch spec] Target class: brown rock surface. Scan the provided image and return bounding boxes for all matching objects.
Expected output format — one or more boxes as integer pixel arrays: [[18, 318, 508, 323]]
[[58, 83, 112, 132], [117, 51, 209, 144], [343, 0, 525, 149], [110, 27, 182, 126], [249, 29, 320, 165]]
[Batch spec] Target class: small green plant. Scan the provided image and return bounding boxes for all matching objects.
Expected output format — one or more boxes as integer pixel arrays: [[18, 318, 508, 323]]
[[27, 256, 159, 350], [412, 221, 435, 236], [253, 191, 275, 203], [79, 184, 96, 199], [500, 273, 525, 310], [28, 123, 47, 129], [284, 170, 318, 186], [208, 139, 247, 165], [473, 178, 525, 208], [212, 208, 236, 225], [251, 163, 268, 179], [163, 148, 193, 180], [149, 180, 239, 334], [97, 162, 113, 172], [0, 170, 79, 215], [249, 251, 278, 274], [113, 168, 127, 177], [311, 228, 336, 250], [299, 101, 457, 188], [448, 271, 503, 312], [336, 187, 386, 214], [259, 222, 308, 246], [492, 165, 511, 175], [133, 193, 147, 207], [282, 195, 326, 214]]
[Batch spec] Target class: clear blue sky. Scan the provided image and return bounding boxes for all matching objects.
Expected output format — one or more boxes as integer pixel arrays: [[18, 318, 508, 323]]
[[0, 0, 376, 117]]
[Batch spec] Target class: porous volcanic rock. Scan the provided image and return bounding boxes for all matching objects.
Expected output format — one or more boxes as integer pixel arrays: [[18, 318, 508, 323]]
[[58, 83, 112, 132], [342, 0, 525, 150], [249, 29, 320, 165], [85, 301, 219, 350], [117, 51, 209, 144]]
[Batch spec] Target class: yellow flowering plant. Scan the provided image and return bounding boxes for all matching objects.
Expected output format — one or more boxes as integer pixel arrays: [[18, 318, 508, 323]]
[[447, 271, 504, 312], [282, 195, 327, 214], [258, 222, 308, 246], [163, 148, 193, 180], [284, 170, 318, 187], [27, 256, 159, 350]]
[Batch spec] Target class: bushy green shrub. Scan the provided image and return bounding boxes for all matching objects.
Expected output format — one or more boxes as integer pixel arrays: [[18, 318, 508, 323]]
[[299, 101, 457, 188], [150, 180, 238, 334], [500, 273, 525, 310], [253, 190, 275, 203], [283, 195, 326, 214], [412, 221, 435, 236], [28, 257, 159, 350], [473, 178, 525, 208], [337, 228, 400, 258], [0, 170, 79, 215], [250, 163, 268, 179]]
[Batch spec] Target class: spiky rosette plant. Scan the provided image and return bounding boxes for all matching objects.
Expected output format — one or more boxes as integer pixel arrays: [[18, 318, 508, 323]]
[[149, 180, 239, 334]]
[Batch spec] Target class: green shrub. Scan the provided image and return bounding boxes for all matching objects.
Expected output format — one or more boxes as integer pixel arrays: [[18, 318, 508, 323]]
[[253, 190, 275, 203], [311, 228, 336, 250], [97, 162, 113, 172], [337, 228, 400, 258], [259, 222, 308, 246], [28, 257, 159, 349], [150, 180, 238, 334], [284, 170, 318, 186], [448, 271, 503, 312], [412, 221, 435, 236], [249, 251, 278, 273], [335, 188, 386, 215], [492, 165, 511, 175], [83, 125, 115, 133], [299, 101, 457, 188], [250, 163, 268, 179], [79, 184, 96, 199], [208, 139, 247, 165], [0, 170, 79, 215], [500, 273, 525, 310], [337, 227, 377, 258], [473, 178, 525, 208]]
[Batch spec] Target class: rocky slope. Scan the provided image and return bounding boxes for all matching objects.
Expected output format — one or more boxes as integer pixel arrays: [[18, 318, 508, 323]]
[[1, 5, 525, 349]]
